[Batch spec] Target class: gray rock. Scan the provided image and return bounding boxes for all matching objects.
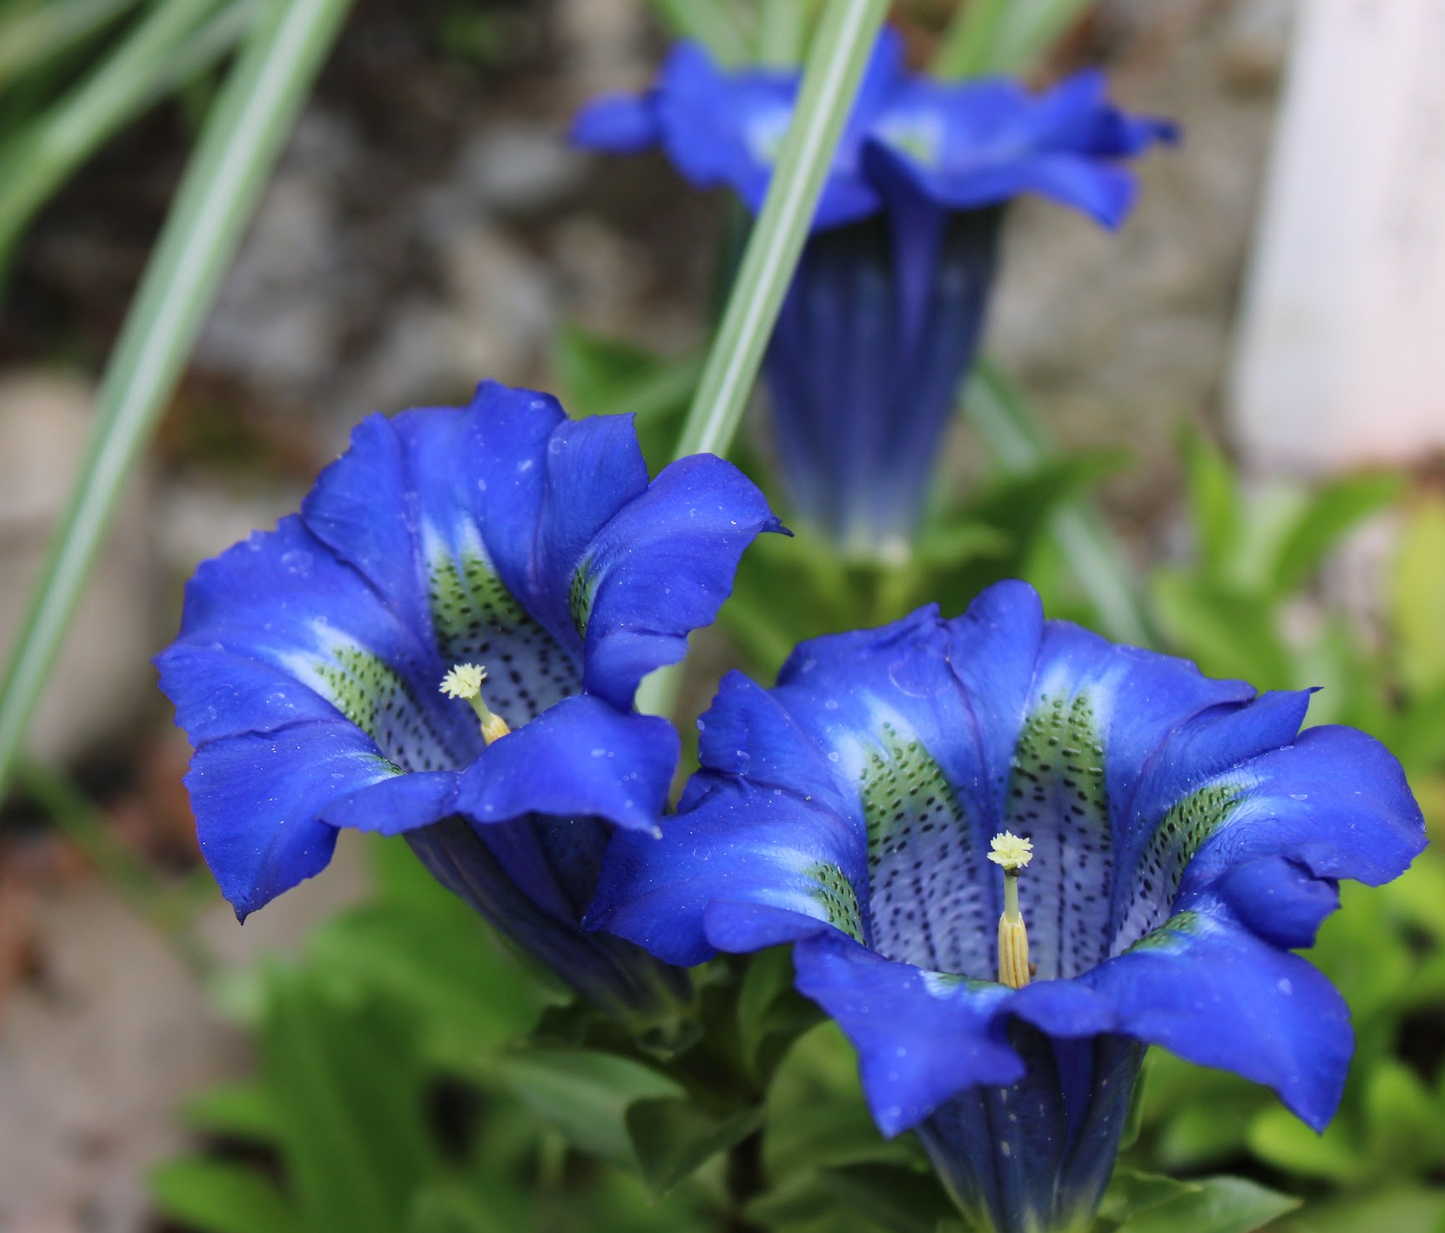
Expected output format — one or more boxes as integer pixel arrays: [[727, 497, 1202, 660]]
[[0, 372, 155, 767]]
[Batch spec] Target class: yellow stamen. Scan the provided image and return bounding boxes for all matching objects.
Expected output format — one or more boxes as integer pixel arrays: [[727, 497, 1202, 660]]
[[992, 831, 1033, 989], [439, 663, 511, 745], [988, 830, 1033, 871]]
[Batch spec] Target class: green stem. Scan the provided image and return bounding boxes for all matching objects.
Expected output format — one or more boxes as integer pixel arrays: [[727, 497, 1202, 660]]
[[673, 0, 890, 461], [645, 0, 751, 66], [932, 0, 1011, 79], [0, 0, 230, 278], [0, 0, 353, 797]]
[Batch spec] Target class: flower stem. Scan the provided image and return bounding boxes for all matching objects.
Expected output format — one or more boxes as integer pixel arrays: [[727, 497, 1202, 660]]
[[673, 0, 890, 462]]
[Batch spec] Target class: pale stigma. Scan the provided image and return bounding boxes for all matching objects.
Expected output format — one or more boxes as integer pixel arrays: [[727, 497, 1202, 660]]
[[990, 831, 1033, 989], [440, 663, 511, 745]]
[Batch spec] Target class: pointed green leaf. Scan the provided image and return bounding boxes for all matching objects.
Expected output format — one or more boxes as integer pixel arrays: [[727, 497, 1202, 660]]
[[1113, 1175, 1300, 1233], [1392, 496, 1445, 699], [626, 1097, 763, 1198], [149, 1158, 300, 1233], [497, 1047, 681, 1165]]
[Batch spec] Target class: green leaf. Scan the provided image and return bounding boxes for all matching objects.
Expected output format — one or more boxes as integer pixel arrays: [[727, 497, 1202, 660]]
[[183, 1081, 280, 1144], [626, 1097, 763, 1198], [965, 360, 1149, 645], [933, 0, 1011, 79], [1150, 572, 1293, 688], [1098, 1169, 1199, 1224], [262, 968, 441, 1233], [307, 899, 554, 1059], [551, 325, 700, 469], [674, 0, 890, 462], [1245, 1105, 1365, 1185], [497, 1047, 681, 1166], [1113, 1175, 1300, 1233], [149, 1158, 300, 1233], [405, 1186, 505, 1233], [980, 0, 1099, 75], [0, 0, 139, 88], [1392, 496, 1445, 699], [1179, 422, 1241, 579], [0, 0, 352, 795], [1363, 1059, 1445, 1178], [1287, 1186, 1445, 1233], [819, 1162, 955, 1233], [1270, 471, 1403, 598], [645, 0, 751, 66]]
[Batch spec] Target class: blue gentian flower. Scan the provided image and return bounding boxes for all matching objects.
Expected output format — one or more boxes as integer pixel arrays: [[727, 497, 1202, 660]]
[[589, 581, 1426, 1230], [574, 33, 1176, 558], [158, 381, 781, 1015]]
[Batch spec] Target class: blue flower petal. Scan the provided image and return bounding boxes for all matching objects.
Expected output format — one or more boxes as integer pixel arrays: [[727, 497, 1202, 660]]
[[571, 92, 661, 152], [867, 68, 1174, 228], [590, 777, 866, 967], [184, 721, 401, 919], [645, 36, 901, 228], [455, 694, 677, 833], [161, 515, 471, 772], [791, 933, 1023, 1136], [578, 453, 783, 709], [1181, 724, 1426, 891], [318, 769, 461, 836], [1068, 905, 1355, 1131]]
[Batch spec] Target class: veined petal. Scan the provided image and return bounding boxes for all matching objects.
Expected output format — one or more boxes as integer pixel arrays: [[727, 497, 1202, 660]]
[[791, 933, 1022, 1136], [161, 515, 469, 772], [455, 694, 677, 833], [318, 769, 461, 836], [578, 453, 783, 709], [1182, 724, 1426, 890], [1006, 619, 1252, 980], [869, 68, 1174, 228], [590, 778, 866, 967], [184, 721, 402, 918], [1066, 905, 1354, 1131], [638, 34, 902, 228]]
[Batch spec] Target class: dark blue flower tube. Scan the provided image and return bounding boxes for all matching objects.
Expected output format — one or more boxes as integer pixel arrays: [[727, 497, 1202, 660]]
[[589, 581, 1427, 1230], [157, 381, 782, 1018], [574, 35, 1176, 557]]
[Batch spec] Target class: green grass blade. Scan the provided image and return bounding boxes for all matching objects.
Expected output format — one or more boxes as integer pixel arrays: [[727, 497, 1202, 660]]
[[932, 0, 1011, 79], [983, 0, 1098, 75], [673, 0, 890, 462], [0, 0, 140, 88], [966, 359, 1150, 645], [0, 0, 354, 796], [0, 0, 238, 282], [646, 0, 752, 66], [756, 0, 812, 66]]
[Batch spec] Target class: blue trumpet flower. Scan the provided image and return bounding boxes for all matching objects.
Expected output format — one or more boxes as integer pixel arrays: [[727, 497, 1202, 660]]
[[589, 581, 1426, 1231], [574, 34, 1176, 559], [158, 381, 781, 1015]]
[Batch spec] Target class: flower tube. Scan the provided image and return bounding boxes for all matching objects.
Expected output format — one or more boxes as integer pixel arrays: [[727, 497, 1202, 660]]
[[158, 381, 781, 1016], [574, 34, 1175, 559], [589, 581, 1426, 1230]]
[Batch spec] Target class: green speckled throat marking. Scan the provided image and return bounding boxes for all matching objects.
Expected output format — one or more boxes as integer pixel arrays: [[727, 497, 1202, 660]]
[[1004, 693, 1112, 981], [567, 557, 598, 640], [306, 645, 454, 772], [807, 861, 865, 944], [860, 722, 991, 976], [1111, 779, 1247, 954], [425, 538, 581, 728], [1124, 909, 1204, 954]]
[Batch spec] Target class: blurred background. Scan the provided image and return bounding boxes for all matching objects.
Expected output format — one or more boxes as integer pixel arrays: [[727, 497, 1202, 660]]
[[1, 1, 1442, 1231]]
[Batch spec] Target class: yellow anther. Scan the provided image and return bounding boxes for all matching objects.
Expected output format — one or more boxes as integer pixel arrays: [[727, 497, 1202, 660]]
[[439, 663, 511, 745], [992, 831, 1032, 990], [988, 831, 1033, 872]]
